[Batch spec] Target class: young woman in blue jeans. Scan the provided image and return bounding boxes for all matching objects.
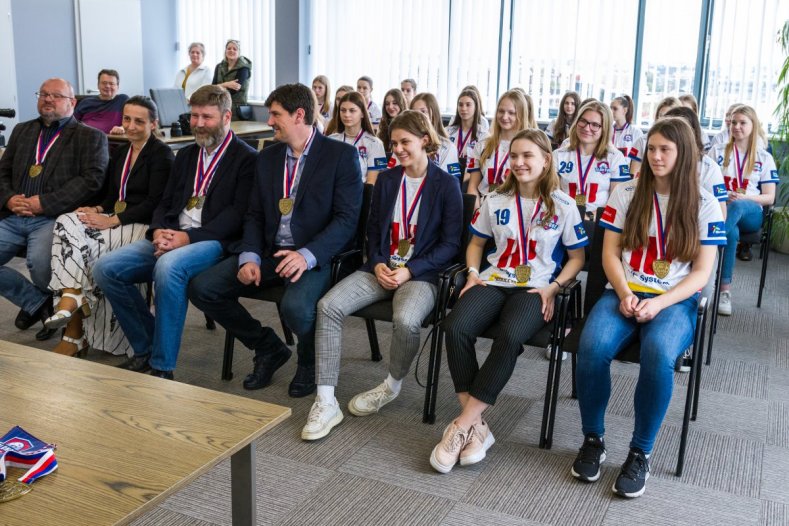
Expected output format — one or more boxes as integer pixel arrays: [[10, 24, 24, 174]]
[[571, 117, 726, 498], [708, 105, 777, 316]]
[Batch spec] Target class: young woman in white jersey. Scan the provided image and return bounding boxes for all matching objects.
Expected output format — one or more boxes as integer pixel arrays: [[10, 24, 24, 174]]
[[554, 101, 630, 219], [467, 90, 529, 206], [547, 91, 581, 150], [629, 96, 682, 176], [610, 95, 644, 161], [378, 88, 407, 157], [328, 91, 387, 184], [400, 78, 417, 108], [357, 76, 382, 125], [302, 111, 463, 441], [312, 75, 332, 122], [570, 117, 724, 498], [709, 105, 778, 315], [324, 85, 353, 136], [461, 84, 491, 134], [446, 88, 489, 184], [430, 129, 588, 473]]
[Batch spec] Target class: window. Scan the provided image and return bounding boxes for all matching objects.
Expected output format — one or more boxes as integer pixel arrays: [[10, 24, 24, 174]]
[[509, 0, 639, 121], [177, 0, 276, 101]]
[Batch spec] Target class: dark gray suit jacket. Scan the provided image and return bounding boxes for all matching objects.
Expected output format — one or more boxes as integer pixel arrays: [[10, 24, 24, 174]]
[[0, 116, 109, 219]]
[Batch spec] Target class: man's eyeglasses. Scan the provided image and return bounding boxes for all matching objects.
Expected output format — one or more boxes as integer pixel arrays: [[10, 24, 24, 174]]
[[35, 92, 72, 101]]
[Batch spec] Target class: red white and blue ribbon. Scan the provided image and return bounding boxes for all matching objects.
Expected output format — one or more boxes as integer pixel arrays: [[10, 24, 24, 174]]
[[117, 143, 140, 202], [576, 148, 595, 198], [612, 123, 629, 145], [734, 145, 747, 191], [0, 426, 57, 485], [34, 126, 64, 165], [193, 130, 234, 198], [491, 147, 509, 185], [456, 127, 471, 158], [399, 168, 427, 242], [283, 127, 316, 199], [515, 194, 542, 267], [344, 129, 364, 147], [653, 193, 668, 261]]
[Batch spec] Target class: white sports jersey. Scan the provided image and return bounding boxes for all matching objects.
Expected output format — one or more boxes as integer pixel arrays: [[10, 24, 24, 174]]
[[470, 189, 589, 288], [698, 156, 727, 202], [478, 116, 491, 134], [387, 137, 461, 181], [388, 173, 426, 268], [446, 125, 489, 161], [601, 181, 726, 294], [467, 138, 512, 195], [367, 101, 382, 125], [708, 144, 778, 196], [709, 128, 728, 151], [611, 123, 644, 160], [545, 119, 569, 140], [329, 131, 387, 181], [553, 145, 631, 213]]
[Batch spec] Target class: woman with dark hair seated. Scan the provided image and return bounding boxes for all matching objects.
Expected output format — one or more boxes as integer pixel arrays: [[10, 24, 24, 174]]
[[44, 96, 173, 357]]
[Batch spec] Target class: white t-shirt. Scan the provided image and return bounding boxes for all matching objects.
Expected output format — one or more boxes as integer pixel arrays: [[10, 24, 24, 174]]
[[329, 131, 387, 181], [367, 101, 382, 125], [387, 137, 461, 181], [611, 124, 644, 161], [174, 64, 213, 100], [467, 138, 512, 195], [553, 145, 631, 213], [470, 189, 589, 288], [600, 181, 726, 294], [545, 118, 569, 141], [388, 173, 426, 268], [698, 156, 727, 202], [446, 125, 489, 161], [708, 144, 778, 196], [709, 128, 728, 151]]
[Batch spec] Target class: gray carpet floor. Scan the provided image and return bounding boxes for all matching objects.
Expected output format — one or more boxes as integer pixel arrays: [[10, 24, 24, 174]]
[[2, 250, 787, 525]]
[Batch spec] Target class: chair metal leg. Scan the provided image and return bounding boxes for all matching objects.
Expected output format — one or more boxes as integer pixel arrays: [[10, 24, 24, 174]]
[[757, 242, 770, 308], [540, 294, 570, 449], [275, 303, 295, 345], [692, 309, 707, 421], [422, 326, 442, 424], [365, 319, 383, 361], [222, 331, 235, 381]]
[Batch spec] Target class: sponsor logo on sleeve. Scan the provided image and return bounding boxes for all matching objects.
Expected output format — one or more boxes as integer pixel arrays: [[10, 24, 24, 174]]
[[574, 222, 587, 239], [707, 221, 726, 237], [770, 169, 779, 181], [386, 157, 397, 168], [448, 163, 461, 176], [601, 205, 616, 223], [374, 157, 388, 169], [713, 184, 727, 198], [619, 165, 630, 177]]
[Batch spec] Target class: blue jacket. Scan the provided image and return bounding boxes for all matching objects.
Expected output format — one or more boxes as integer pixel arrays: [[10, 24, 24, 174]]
[[237, 131, 363, 267], [363, 163, 463, 284]]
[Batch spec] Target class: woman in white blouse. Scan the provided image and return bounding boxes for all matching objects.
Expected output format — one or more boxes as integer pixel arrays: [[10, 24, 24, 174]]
[[174, 42, 214, 100]]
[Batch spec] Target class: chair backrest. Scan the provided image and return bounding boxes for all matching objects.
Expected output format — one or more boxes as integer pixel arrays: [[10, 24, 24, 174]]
[[149, 88, 190, 127], [357, 183, 375, 254], [583, 208, 608, 317], [458, 193, 479, 266]]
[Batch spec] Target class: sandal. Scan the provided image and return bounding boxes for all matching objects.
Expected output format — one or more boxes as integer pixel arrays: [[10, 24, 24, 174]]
[[53, 334, 88, 358], [44, 291, 91, 330]]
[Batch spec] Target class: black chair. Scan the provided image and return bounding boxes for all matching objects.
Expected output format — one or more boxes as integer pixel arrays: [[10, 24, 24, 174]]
[[421, 207, 580, 426], [547, 210, 709, 476], [704, 245, 725, 366], [739, 205, 774, 308], [219, 184, 375, 381]]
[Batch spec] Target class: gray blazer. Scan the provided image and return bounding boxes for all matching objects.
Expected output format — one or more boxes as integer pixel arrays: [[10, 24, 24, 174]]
[[0, 117, 109, 219]]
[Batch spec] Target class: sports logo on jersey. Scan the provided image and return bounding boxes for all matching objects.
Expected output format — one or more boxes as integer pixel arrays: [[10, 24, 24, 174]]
[[574, 223, 587, 239], [770, 169, 779, 181], [624, 134, 632, 142], [619, 165, 630, 177], [540, 213, 559, 230], [713, 184, 727, 199], [3, 437, 34, 452], [469, 140, 477, 149], [386, 157, 397, 168], [707, 221, 726, 238], [596, 161, 610, 174], [601, 205, 616, 224], [448, 163, 461, 176], [358, 146, 368, 159], [754, 162, 763, 173], [374, 157, 388, 169]]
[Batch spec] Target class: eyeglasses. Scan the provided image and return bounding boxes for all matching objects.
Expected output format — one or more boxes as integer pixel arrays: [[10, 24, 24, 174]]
[[35, 92, 72, 101], [577, 118, 603, 132]]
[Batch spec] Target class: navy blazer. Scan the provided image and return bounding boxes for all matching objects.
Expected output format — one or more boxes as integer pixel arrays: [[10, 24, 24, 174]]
[[147, 133, 256, 248], [237, 131, 363, 267], [363, 163, 463, 284], [0, 117, 108, 219]]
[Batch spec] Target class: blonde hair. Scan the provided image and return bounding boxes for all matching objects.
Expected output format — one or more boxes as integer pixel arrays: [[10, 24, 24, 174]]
[[480, 90, 528, 168], [568, 101, 614, 160], [312, 75, 331, 116], [723, 105, 764, 177]]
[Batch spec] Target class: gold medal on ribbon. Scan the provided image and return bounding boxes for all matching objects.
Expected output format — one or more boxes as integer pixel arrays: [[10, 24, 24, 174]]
[[0, 480, 32, 503], [515, 264, 531, 284], [114, 201, 127, 214], [736, 188, 746, 194], [186, 196, 199, 210], [278, 197, 294, 215], [652, 259, 670, 279], [28, 164, 43, 178], [196, 196, 206, 210], [575, 194, 587, 206], [397, 238, 410, 258]]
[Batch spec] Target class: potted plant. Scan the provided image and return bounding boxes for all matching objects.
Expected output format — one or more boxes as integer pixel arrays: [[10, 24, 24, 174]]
[[771, 20, 789, 253]]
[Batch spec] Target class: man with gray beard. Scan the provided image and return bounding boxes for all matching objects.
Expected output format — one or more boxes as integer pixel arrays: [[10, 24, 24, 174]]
[[93, 85, 256, 379]]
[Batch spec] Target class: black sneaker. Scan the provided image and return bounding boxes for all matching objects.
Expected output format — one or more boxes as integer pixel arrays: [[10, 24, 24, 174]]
[[571, 434, 606, 482], [613, 448, 650, 498]]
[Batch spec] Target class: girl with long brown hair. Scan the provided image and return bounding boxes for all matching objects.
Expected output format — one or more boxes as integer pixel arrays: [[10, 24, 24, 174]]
[[377, 88, 407, 155], [327, 91, 387, 184], [610, 94, 643, 160], [432, 129, 587, 473], [546, 91, 580, 149], [446, 88, 489, 182], [570, 117, 725, 498]]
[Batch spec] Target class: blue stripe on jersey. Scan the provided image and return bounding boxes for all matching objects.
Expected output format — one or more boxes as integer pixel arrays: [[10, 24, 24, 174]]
[[701, 239, 727, 245], [566, 239, 590, 250], [549, 238, 565, 281], [600, 222, 622, 233], [469, 224, 492, 239]]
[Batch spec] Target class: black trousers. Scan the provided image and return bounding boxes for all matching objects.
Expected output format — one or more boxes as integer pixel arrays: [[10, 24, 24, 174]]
[[443, 284, 546, 405]]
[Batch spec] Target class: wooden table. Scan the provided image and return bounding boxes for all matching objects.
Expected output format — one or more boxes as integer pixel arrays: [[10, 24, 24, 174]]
[[0, 342, 290, 525], [108, 121, 273, 147]]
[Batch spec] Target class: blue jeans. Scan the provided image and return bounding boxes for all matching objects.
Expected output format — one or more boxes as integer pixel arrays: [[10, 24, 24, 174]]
[[576, 289, 698, 453], [721, 199, 762, 284], [0, 216, 55, 313], [188, 255, 332, 367], [92, 239, 223, 371]]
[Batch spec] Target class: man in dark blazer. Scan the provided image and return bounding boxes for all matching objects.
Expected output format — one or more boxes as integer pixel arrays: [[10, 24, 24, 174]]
[[0, 78, 108, 340], [189, 83, 363, 397], [93, 85, 255, 379]]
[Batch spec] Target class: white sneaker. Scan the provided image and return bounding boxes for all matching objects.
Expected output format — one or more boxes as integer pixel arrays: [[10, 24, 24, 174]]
[[459, 420, 495, 466], [676, 348, 691, 373], [430, 422, 471, 474], [718, 290, 732, 316], [348, 382, 399, 416], [301, 397, 344, 441], [544, 344, 568, 361]]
